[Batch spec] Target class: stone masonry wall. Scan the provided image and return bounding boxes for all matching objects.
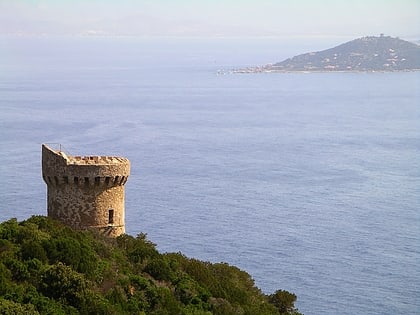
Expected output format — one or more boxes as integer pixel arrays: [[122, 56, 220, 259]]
[[42, 144, 130, 237]]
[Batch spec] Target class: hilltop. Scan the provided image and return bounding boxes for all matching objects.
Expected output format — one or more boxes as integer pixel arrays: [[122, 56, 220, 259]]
[[235, 35, 420, 73], [0, 216, 302, 315]]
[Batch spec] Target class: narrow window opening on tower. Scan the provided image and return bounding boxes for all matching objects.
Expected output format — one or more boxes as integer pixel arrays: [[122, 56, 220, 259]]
[[95, 177, 100, 185], [108, 209, 114, 225]]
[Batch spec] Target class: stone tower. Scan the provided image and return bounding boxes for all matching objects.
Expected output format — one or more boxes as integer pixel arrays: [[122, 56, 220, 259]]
[[42, 144, 130, 237]]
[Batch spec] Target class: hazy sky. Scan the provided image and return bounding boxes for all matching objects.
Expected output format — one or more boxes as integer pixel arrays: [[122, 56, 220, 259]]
[[1, 0, 419, 38]]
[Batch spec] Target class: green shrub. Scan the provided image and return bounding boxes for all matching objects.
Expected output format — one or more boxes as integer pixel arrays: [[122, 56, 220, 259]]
[[119, 233, 159, 264], [0, 219, 19, 241], [0, 216, 301, 315], [144, 257, 174, 281], [5, 258, 30, 281], [0, 298, 39, 315], [40, 262, 88, 307], [269, 289, 301, 315], [21, 241, 48, 263]]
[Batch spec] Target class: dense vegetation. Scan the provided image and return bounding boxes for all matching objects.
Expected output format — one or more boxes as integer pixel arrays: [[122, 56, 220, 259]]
[[0, 216, 302, 315]]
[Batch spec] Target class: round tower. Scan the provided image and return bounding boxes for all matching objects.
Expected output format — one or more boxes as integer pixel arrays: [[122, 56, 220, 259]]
[[42, 144, 130, 237]]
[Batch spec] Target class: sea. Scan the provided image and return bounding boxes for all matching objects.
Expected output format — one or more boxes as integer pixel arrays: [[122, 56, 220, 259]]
[[0, 36, 419, 314]]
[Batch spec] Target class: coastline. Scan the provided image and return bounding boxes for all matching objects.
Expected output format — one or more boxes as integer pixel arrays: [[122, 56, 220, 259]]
[[227, 67, 420, 74]]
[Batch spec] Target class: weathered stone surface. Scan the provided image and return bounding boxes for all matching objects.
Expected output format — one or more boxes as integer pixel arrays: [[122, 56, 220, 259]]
[[42, 144, 130, 237]]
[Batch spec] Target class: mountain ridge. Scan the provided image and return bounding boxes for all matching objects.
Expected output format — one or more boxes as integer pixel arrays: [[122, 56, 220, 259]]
[[235, 35, 420, 73]]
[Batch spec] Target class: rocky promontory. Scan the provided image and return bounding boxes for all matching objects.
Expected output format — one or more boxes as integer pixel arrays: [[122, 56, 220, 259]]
[[235, 35, 420, 73]]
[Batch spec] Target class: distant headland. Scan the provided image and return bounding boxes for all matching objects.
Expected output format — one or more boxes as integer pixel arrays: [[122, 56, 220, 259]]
[[233, 35, 420, 73]]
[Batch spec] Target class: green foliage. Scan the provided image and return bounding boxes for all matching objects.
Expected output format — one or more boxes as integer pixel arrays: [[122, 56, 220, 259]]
[[40, 262, 88, 306], [21, 241, 48, 263], [0, 216, 302, 314], [0, 298, 40, 315], [144, 257, 174, 281], [269, 290, 302, 315], [117, 233, 159, 264], [0, 218, 20, 241]]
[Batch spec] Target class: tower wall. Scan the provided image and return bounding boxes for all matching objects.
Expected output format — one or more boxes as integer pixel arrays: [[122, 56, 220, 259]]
[[42, 144, 130, 237]]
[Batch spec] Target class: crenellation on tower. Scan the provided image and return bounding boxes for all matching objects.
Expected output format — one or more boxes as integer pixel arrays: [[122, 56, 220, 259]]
[[42, 144, 130, 237]]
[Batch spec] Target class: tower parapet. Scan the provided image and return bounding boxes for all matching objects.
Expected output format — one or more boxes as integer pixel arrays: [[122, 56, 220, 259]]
[[42, 144, 130, 237]]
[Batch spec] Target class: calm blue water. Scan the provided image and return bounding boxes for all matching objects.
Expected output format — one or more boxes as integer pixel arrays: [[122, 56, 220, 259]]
[[0, 36, 419, 314]]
